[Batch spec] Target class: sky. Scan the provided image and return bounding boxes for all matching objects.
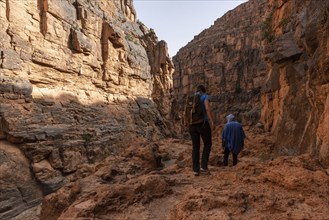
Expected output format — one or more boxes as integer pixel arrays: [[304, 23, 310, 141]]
[[134, 0, 248, 57]]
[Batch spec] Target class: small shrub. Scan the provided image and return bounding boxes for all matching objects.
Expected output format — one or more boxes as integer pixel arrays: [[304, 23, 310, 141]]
[[262, 2, 277, 43], [82, 133, 92, 143], [125, 34, 133, 41], [278, 18, 290, 28], [262, 15, 275, 43], [235, 86, 242, 94], [125, 33, 139, 45]]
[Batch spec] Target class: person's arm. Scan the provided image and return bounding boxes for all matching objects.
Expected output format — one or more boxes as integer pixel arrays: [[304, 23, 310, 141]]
[[241, 125, 246, 148], [222, 126, 227, 149], [183, 97, 189, 128], [204, 99, 215, 130], [183, 110, 188, 128]]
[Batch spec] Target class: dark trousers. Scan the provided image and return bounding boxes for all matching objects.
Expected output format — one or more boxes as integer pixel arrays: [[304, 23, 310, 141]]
[[189, 121, 212, 172], [223, 147, 238, 166]]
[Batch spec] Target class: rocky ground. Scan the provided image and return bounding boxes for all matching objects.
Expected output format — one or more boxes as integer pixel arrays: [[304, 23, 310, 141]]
[[15, 127, 329, 220]]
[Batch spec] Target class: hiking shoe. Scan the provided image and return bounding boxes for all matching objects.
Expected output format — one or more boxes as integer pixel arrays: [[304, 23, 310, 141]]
[[200, 168, 210, 175], [194, 172, 199, 176]]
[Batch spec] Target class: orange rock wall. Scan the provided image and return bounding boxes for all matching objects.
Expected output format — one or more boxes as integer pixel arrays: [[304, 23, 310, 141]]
[[173, 0, 328, 164], [261, 0, 329, 164], [173, 0, 268, 128]]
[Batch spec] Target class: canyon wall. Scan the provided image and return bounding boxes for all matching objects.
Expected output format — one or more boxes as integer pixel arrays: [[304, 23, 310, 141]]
[[173, 0, 268, 128], [0, 0, 173, 219], [1, 0, 328, 218], [261, 0, 329, 164], [173, 0, 328, 164]]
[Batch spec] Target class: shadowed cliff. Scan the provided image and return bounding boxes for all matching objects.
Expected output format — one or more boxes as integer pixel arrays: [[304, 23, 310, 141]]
[[0, 0, 173, 218]]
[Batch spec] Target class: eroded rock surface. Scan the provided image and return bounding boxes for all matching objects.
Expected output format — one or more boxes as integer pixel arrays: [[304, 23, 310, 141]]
[[260, 0, 329, 165], [38, 131, 329, 219], [173, 0, 268, 128], [1, 0, 328, 219], [173, 0, 329, 165], [0, 0, 173, 218], [0, 141, 42, 219]]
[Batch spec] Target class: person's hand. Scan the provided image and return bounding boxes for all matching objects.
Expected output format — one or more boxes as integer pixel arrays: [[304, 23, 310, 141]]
[[210, 121, 215, 130]]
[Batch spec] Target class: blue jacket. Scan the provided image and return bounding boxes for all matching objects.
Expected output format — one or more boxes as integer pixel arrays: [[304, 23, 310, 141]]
[[222, 121, 246, 154], [199, 93, 209, 122]]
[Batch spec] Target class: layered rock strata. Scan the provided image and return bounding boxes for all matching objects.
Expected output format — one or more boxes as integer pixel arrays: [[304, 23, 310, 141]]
[[0, 0, 173, 219], [173, 0, 268, 127], [261, 0, 329, 164], [173, 0, 328, 164]]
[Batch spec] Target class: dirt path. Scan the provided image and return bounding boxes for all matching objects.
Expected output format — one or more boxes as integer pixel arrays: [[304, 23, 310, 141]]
[[149, 129, 329, 219], [37, 129, 329, 220]]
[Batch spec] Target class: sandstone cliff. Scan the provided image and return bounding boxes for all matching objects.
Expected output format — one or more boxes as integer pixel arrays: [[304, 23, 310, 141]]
[[1, 0, 329, 219], [33, 0, 328, 218], [173, 0, 329, 165], [173, 0, 268, 128], [0, 0, 173, 219], [261, 0, 329, 165]]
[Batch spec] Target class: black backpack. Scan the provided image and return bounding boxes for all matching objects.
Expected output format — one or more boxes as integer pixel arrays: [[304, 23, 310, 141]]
[[184, 93, 205, 125]]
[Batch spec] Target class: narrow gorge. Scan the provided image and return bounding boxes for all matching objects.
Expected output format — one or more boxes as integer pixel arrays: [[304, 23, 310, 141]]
[[1, 0, 328, 219], [173, 0, 329, 164]]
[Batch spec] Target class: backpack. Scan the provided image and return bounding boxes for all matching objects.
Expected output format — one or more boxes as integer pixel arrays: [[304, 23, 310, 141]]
[[184, 93, 205, 126]]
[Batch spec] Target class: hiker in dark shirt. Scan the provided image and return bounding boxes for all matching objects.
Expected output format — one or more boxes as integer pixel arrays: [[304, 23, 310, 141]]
[[185, 85, 215, 176], [222, 114, 246, 166]]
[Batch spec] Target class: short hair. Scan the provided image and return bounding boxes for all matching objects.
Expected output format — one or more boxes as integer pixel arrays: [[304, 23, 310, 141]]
[[196, 85, 206, 93]]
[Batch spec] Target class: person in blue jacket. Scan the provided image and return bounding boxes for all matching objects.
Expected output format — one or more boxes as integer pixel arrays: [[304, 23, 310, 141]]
[[186, 85, 215, 176], [222, 114, 246, 166]]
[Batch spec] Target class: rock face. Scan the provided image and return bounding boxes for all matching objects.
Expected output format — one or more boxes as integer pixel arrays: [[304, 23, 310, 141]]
[[173, 0, 268, 128], [0, 141, 42, 219], [0, 0, 173, 219], [260, 0, 329, 165], [1, 0, 329, 218], [173, 0, 329, 164]]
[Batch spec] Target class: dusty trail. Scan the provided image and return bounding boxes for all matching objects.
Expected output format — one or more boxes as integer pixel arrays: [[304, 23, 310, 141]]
[[36, 128, 329, 220], [147, 129, 329, 220]]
